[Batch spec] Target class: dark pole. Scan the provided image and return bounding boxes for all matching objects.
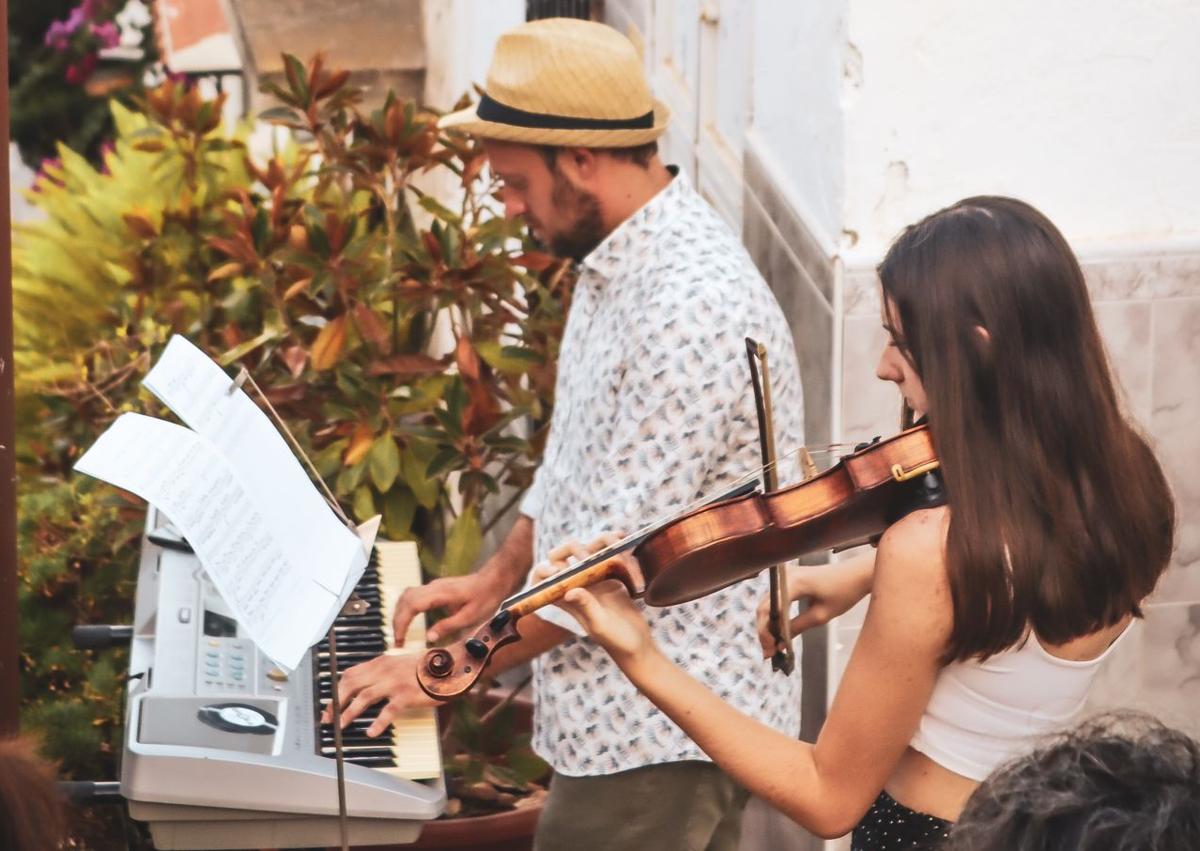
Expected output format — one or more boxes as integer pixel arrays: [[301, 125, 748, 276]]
[[0, 0, 20, 737]]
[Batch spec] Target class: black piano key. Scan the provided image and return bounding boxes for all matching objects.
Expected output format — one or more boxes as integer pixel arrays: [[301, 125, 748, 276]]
[[313, 549, 415, 766], [343, 756, 397, 768]]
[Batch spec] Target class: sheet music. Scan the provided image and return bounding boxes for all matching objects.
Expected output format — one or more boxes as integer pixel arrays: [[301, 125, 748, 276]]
[[75, 414, 338, 670], [143, 335, 363, 596]]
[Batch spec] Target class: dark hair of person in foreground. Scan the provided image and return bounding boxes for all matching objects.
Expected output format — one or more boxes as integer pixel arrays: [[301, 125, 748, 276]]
[[0, 737, 66, 851], [943, 712, 1200, 850]]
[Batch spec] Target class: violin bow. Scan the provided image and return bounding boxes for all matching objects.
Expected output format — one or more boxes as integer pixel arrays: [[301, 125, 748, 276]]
[[745, 338, 796, 676]]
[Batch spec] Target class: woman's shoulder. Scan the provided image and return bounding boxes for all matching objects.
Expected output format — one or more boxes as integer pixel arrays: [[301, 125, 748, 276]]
[[874, 506, 953, 603]]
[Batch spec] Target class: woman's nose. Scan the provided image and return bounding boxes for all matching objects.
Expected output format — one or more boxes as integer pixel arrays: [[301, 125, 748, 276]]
[[875, 348, 898, 383]]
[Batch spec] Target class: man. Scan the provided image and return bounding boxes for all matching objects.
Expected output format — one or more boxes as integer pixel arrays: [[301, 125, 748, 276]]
[[329, 18, 806, 849]]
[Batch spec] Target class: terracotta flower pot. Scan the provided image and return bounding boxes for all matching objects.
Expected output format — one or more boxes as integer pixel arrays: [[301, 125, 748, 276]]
[[361, 690, 547, 851]]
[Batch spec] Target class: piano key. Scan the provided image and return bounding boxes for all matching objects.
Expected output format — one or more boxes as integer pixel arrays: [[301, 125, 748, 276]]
[[312, 541, 441, 781]]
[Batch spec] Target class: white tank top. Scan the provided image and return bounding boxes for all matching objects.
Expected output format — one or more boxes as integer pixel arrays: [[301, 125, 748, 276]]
[[909, 622, 1134, 781]]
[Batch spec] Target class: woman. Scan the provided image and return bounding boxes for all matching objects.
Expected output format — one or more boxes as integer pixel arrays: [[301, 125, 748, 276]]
[[535, 196, 1176, 847]]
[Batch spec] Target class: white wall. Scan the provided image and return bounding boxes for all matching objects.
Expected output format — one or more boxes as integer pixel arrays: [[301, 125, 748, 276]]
[[422, 0, 524, 111], [748, 0, 848, 251], [842, 0, 1200, 259]]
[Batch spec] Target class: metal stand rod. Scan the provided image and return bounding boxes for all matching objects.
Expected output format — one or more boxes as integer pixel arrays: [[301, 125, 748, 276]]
[[325, 625, 350, 851]]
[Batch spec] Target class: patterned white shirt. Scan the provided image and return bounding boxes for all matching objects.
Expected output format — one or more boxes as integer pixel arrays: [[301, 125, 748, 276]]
[[519, 168, 806, 777]]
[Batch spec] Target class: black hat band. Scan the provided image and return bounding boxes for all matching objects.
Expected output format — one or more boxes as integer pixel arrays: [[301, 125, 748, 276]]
[[476, 93, 654, 131]]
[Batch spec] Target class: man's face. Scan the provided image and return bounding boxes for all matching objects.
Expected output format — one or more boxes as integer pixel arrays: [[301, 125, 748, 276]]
[[483, 141, 606, 261]]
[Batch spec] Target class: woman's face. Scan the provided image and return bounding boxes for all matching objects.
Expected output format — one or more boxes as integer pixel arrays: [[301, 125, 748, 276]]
[[875, 299, 928, 417]]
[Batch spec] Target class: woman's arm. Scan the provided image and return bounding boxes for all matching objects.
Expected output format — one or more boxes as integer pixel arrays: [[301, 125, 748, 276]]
[[756, 548, 878, 658], [558, 507, 953, 838]]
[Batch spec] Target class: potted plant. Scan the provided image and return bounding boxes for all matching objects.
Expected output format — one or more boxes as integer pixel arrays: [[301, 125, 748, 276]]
[[13, 56, 570, 849]]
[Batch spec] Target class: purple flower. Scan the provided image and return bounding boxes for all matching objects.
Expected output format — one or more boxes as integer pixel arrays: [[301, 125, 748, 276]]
[[44, 20, 73, 50], [65, 6, 87, 32], [43, 5, 88, 49], [91, 21, 120, 49]]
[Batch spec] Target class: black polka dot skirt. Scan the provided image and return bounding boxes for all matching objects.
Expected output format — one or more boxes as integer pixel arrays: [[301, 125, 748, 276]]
[[851, 790, 952, 850]]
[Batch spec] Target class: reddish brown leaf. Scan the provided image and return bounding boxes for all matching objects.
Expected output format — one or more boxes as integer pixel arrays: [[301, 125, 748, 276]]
[[512, 252, 555, 271], [288, 224, 308, 250], [271, 183, 287, 229], [283, 277, 312, 300], [421, 231, 443, 263], [364, 353, 445, 378], [352, 304, 390, 353], [310, 315, 347, 371], [461, 153, 486, 187], [209, 236, 257, 266], [314, 69, 350, 99], [122, 213, 157, 239], [264, 383, 307, 405], [462, 380, 501, 436], [207, 262, 242, 282], [455, 335, 482, 382], [385, 102, 404, 145], [221, 324, 242, 349]]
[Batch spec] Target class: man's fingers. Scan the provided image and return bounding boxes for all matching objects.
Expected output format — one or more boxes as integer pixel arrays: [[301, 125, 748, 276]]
[[391, 586, 433, 647], [366, 702, 397, 738], [338, 688, 378, 729], [394, 583, 463, 644], [427, 603, 487, 644]]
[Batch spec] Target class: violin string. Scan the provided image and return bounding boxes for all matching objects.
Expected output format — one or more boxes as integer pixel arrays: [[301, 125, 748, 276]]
[[510, 440, 862, 604]]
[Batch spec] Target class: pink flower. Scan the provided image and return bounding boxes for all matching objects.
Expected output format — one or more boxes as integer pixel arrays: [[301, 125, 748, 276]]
[[91, 21, 120, 49], [44, 21, 72, 50]]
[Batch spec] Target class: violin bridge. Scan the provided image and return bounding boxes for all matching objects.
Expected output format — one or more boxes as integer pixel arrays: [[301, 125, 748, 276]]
[[800, 446, 819, 480]]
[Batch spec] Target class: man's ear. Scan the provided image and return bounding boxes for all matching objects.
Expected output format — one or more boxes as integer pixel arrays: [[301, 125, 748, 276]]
[[556, 146, 599, 182]]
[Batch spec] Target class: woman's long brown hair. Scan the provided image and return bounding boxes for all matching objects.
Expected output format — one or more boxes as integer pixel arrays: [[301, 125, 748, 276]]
[[878, 196, 1175, 664]]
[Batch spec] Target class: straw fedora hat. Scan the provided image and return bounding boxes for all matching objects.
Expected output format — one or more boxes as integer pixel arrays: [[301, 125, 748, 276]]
[[439, 17, 670, 148]]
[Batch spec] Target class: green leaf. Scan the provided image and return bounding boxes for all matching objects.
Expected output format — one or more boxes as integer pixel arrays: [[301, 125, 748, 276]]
[[283, 54, 311, 104], [476, 341, 542, 374], [505, 746, 551, 786], [382, 487, 417, 539], [418, 195, 462, 226], [439, 506, 481, 577], [336, 460, 367, 496], [368, 435, 401, 492], [252, 208, 270, 254], [402, 441, 441, 509], [425, 447, 463, 479], [258, 106, 300, 124], [314, 439, 348, 479], [351, 484, 377, 522]]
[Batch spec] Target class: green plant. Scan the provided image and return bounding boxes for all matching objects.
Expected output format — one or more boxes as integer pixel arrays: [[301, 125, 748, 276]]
[[14, 57, 569, 845]]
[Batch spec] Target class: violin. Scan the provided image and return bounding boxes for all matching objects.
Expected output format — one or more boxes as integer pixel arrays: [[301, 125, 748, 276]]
[[417, 424, 946, 700]]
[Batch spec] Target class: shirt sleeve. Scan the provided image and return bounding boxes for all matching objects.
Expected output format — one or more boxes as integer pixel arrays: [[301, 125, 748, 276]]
[[518, 463, 545, 520]]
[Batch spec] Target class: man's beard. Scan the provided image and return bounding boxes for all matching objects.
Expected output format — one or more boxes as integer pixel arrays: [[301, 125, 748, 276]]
[[540, 171, 607, 262]]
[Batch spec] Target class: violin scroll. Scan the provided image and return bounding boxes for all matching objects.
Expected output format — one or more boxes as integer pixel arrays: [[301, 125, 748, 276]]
[[416, 610, 522, 700]]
